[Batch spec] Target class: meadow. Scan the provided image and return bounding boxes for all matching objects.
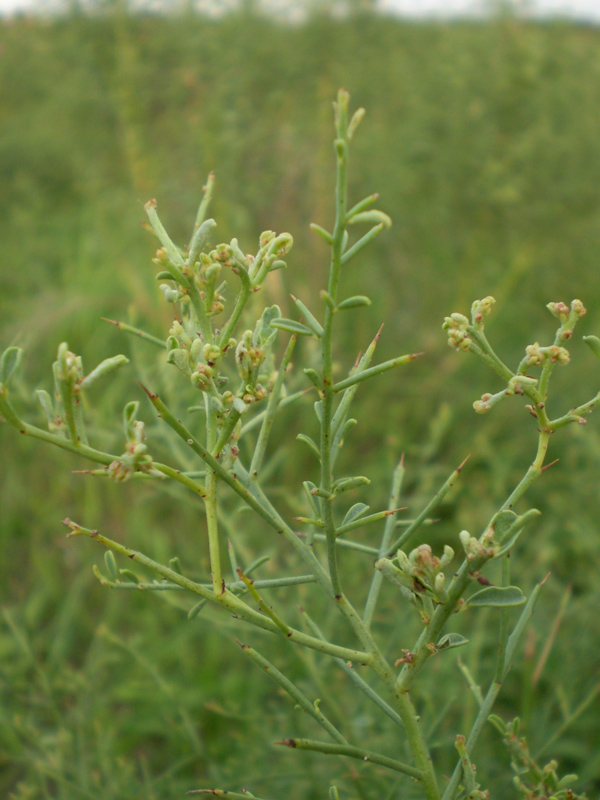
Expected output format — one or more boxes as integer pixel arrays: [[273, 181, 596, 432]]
[[1, 5, 600, 798]]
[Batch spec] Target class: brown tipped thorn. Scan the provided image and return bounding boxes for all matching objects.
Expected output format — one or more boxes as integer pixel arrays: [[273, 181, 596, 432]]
[[101, 317, 119, 327], [540, 572, 551, 586], [541, 459, 559, 473], [275, 739, 296, 748], [384, 507, 408, 517], [457, 455, 471, 473], [410, 352, 425, 360], [400, 452, 405, 467], [374, 323, 384, 343], [137, 380, 157, 400]]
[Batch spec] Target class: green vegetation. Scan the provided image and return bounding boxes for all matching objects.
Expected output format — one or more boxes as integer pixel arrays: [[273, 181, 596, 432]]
[[1, 7, 600, 799]]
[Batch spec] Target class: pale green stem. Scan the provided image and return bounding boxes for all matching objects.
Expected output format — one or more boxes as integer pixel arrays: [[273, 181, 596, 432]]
[[279, 738, 423, 780], [190, 171, 214, 236], [236, 641, 348, 745], [319, 111, 349, 600], [363, 458, 405, 628], [333, 352, 419, 392], [502, 431, 549, 510], [387, 457, 469, 556], [301, 610, 406, 732], [144, 389, 334, 594], [102, 318, 166, 348], [217, 266, 251, 349], [0, 392, 207, 498], [66, 522, 372, 664], [441, 582, 544, 800], [240, 388, 308, 438], [249, 334, 297, 478]]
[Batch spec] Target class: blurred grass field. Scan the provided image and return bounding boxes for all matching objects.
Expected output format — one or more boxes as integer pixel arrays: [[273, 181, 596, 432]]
[[1, 4, 600, 798]]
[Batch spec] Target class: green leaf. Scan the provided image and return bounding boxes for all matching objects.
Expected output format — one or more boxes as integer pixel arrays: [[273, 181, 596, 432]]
[[491, 510, 517, 541], [292, 296, 323, 337], [303, 368, 321, 390], [332, 476, 370, 494], [269, 319, 314, 336], [314, 400, 323, 423], [584, 335, 600, 359], [309, 223, 333, 243], [303, 481, 320, 515], [169, 556, 182, 574], [36, 389, 55, 427], [347, 209, 392, 228], [188, 600, 207, 620], [104, 551, 118, 581], [297, 433, 321, 459], [0, 347, 23, 387], [342, 503, 370, 526], [467, 586, 526, 608], [337, 295, 372, 310], [119, 569, 140, 584], [78, 355, 129, 391], [436, 633, 469, 651]]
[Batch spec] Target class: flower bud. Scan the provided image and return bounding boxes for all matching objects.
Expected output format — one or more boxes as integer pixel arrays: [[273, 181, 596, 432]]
[[547, 301, 570, 320]]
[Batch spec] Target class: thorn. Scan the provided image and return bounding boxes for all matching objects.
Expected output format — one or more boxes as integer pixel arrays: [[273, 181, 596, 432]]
[[233, 637, 245, 648], [410, 352, 425, 360], [541, 459, 559, 473], [275, 739, 295, 747], [457, 454, 471, 472], [290, 293, 297, 301], [374, 323, 384, 343], [540, 572, 552, 586], [399, 452, 405, 467], [137, 380, 157, 400], [101, 317, 119, 327], [353, 351, 362, 368], [384, 507, 408, 517]]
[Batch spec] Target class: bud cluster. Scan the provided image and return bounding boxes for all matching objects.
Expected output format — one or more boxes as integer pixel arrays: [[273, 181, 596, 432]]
[[376, 543, 455, 622], [442, 312, 472, 351], [524, 342, 570, 367], [108, 417, 155, 483], [471, 295, 496, 327]]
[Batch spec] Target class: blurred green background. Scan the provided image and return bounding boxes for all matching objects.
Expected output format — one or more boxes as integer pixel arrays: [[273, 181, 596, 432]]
[[1, 3, 600, 798]]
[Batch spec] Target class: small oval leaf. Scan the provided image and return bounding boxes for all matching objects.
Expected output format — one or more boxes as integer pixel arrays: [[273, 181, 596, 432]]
[[270, 319, 314, 336], [296, 433, 321, 459], [467, 585, 526, 608], [119, 569, 140, 584], [0, 347, 23, 387], [584, 335, 600, 359], [104, 551, 118, 581], [342, 502, 370, 526], [436, 633, 469, 651], [337, 295, 372, 310]]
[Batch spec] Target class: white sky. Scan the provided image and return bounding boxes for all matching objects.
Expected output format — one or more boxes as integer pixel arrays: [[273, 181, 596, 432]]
[[1, 0, 600, 21]]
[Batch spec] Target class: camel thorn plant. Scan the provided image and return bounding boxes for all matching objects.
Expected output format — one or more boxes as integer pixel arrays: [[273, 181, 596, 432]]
[[0, 89, 595, 800]]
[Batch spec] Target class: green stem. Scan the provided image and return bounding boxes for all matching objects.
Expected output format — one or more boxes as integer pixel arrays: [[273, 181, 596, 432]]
[[237, 641, 348, 745], [363, 458, 405, 628], [502, 431, 549, 510], [279, 738, 423, 780], [102, 318, 166, 348], [333, 353, 420, 392], [249, 334, 297, 478], [441, 581, 544, 800], [387, 457, 469, 556], [66, 522, 372, 664], [144, 388, 334, 594]]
